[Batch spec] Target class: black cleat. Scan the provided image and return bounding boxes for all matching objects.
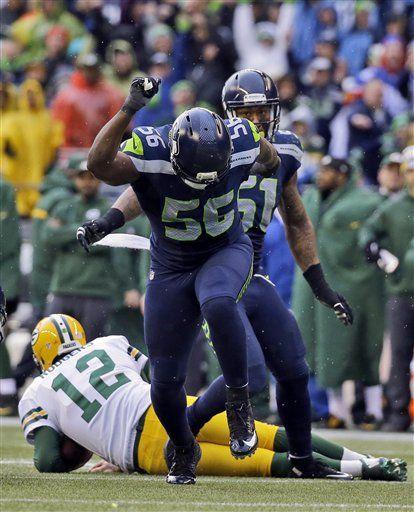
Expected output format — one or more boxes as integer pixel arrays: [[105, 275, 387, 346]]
[[290, 457, 353, 480], [164, 439, 201, 485], [226, 399, 258, 459]]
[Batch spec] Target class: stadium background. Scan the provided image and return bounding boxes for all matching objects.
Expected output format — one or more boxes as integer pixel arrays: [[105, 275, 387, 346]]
[[0, 0, 413, 433]]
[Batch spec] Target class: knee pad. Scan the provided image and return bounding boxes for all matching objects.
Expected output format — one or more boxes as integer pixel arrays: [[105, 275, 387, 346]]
[[201, 296, 237, 326], [274, 359, 310, 383], [150, 357, 188, 386], [248, 363, 268, 395]]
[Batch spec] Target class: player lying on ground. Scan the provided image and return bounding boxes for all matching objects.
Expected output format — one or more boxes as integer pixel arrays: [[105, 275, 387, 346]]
[[19, 315, 406, 481]]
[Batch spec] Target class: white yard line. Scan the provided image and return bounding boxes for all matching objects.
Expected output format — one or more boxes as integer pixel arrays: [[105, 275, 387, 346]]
[[0, 465, 411, 485], [0, 498, 413, 510]]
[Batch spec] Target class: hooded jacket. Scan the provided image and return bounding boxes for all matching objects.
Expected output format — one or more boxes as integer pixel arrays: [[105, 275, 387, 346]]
[[2, 79, 63, 216]]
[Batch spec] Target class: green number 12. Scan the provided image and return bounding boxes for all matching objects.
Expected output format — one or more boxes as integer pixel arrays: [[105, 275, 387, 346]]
[[51, 349, 130, 423]]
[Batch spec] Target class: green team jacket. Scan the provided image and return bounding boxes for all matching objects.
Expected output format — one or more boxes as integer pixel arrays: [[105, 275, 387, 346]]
[[111, 215, 151, 308], [359, 189, 414, 298], [291, 178, 385, 387], [42, 193, 115, 298], [0, 178, 21, 299], [30, 170, 75, 312]]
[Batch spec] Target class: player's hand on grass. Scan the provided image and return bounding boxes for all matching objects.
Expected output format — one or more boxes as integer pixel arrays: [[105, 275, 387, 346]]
[[121, 76, 161, 115], [89, 460, 121, 473]]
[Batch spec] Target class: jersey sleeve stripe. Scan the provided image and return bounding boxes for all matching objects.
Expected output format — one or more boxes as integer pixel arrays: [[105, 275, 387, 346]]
[[126, 157, 175, 175], [275, 144, 303, 162], [22, 410, 48, 430], [230, 147, 260, 169], [127, 346, 143, 362], [21, 406, 43, 423]]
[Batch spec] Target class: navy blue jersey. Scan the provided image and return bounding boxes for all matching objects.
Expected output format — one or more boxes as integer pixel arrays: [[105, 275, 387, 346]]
[[121, 118, 261, 270], [238, 130, 303, 270]]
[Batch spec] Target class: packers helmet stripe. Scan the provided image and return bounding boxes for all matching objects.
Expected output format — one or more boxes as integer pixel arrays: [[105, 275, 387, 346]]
[[49, 316, 66, 345], [60, 315, 74, 341], [50, 314, 72, 344]]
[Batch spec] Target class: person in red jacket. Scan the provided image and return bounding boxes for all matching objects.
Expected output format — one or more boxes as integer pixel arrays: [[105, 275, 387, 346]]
[[52, 53, 124, 148]]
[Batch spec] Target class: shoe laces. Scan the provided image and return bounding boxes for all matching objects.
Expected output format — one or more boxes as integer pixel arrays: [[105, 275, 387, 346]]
[[227, 401, 254, 440]]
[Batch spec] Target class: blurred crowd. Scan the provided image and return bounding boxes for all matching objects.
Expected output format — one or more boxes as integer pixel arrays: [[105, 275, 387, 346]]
[[0, 0, 413, 431]]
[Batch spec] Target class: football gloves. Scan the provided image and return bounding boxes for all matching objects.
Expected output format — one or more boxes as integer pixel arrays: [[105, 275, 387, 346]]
[[303, 264, 353, 327], [121, 76, 161, 115], [77, 208, 125, 253]]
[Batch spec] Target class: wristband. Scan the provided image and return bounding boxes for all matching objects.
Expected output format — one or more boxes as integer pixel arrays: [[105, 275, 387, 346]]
[[120, 104, 137, 117], [101, 208, 125, 232], [303, 263, 329, 297]]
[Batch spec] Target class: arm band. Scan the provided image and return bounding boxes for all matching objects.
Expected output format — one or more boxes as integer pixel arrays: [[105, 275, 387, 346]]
[[102, 208, 125, 232], [303, 263, 329, 297]]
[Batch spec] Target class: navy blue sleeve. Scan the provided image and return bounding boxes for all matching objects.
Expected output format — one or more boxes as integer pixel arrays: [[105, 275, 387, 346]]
[[274, 130, 303, 184]]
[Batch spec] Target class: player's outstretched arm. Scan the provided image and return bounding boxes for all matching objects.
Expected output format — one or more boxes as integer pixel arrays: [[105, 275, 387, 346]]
[[278, 175, 353, 326], [250, 138, 281, 177], [87, 77, 160, 186], [77, 186, 142, 252]]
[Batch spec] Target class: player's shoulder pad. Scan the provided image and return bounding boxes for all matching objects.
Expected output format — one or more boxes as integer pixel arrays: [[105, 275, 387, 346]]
[[92, 335, 130, 349], [273, 130, 303, 164], [121, 124, 172, 161]]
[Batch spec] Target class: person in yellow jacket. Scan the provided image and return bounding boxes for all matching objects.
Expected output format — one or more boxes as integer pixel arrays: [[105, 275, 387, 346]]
[[0, 77, 18, 179], [2, 79, 63, 216]]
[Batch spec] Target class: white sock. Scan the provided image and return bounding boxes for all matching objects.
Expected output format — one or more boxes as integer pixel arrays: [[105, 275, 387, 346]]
[[340, 460, 363, 477], [0, 378, 16, 395], [342, 447, 364, 461], [327, 388, 347, 420], [364, 385, 383, 420]]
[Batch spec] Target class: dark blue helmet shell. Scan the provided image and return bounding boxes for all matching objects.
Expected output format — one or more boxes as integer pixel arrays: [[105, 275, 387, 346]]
[[222, 69, 280, 139], [170, 107, 233, 185]]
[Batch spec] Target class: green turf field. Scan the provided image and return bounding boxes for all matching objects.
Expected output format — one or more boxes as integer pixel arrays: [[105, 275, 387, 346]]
[[1, 420, 413, 512]]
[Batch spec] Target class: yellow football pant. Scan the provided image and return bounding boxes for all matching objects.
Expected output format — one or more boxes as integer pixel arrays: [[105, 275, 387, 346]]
[[138, 396, 278, 476]]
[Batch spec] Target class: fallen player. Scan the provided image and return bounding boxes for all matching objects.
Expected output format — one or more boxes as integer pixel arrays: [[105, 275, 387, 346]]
[[19, 314, 406, 481]]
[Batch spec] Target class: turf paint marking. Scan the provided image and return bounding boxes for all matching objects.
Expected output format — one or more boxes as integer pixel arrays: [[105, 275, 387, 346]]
[[0, 498, 413, 510], [1, 467, 412, 485]]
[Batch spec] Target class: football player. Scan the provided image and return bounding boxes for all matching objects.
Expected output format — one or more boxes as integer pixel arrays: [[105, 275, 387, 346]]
[[186, 69, 354, 478], [19, 315, 406, 481], [77, 77, 282, 483]]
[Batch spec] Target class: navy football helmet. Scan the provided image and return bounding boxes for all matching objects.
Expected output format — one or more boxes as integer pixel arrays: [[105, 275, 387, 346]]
[[169, 107, 233, 186], [222, 69, 280, 139]]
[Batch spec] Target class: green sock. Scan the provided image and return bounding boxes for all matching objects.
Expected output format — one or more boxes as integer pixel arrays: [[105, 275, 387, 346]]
[[274, 427, 348, 460], [310, 432, 344, 460]]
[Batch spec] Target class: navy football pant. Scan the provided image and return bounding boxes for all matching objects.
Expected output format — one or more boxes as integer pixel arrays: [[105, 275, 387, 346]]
[[145, 238, 253, 447], [188, 274, 312, 457]]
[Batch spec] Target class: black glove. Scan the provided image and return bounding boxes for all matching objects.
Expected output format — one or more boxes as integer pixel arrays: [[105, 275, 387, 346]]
[[121, 76, 161, 116], [77, 208, 125, 253], [303, 264, 354, 326], [364, 241, 380, 264]]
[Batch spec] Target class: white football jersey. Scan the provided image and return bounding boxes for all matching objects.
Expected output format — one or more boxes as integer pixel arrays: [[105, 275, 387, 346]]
[[18, 336, 151, 472]]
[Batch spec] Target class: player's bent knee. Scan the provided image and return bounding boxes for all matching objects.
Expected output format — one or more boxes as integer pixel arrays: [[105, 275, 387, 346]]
[[275, 359, 310, 383], [201, 296, 237, 325]]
